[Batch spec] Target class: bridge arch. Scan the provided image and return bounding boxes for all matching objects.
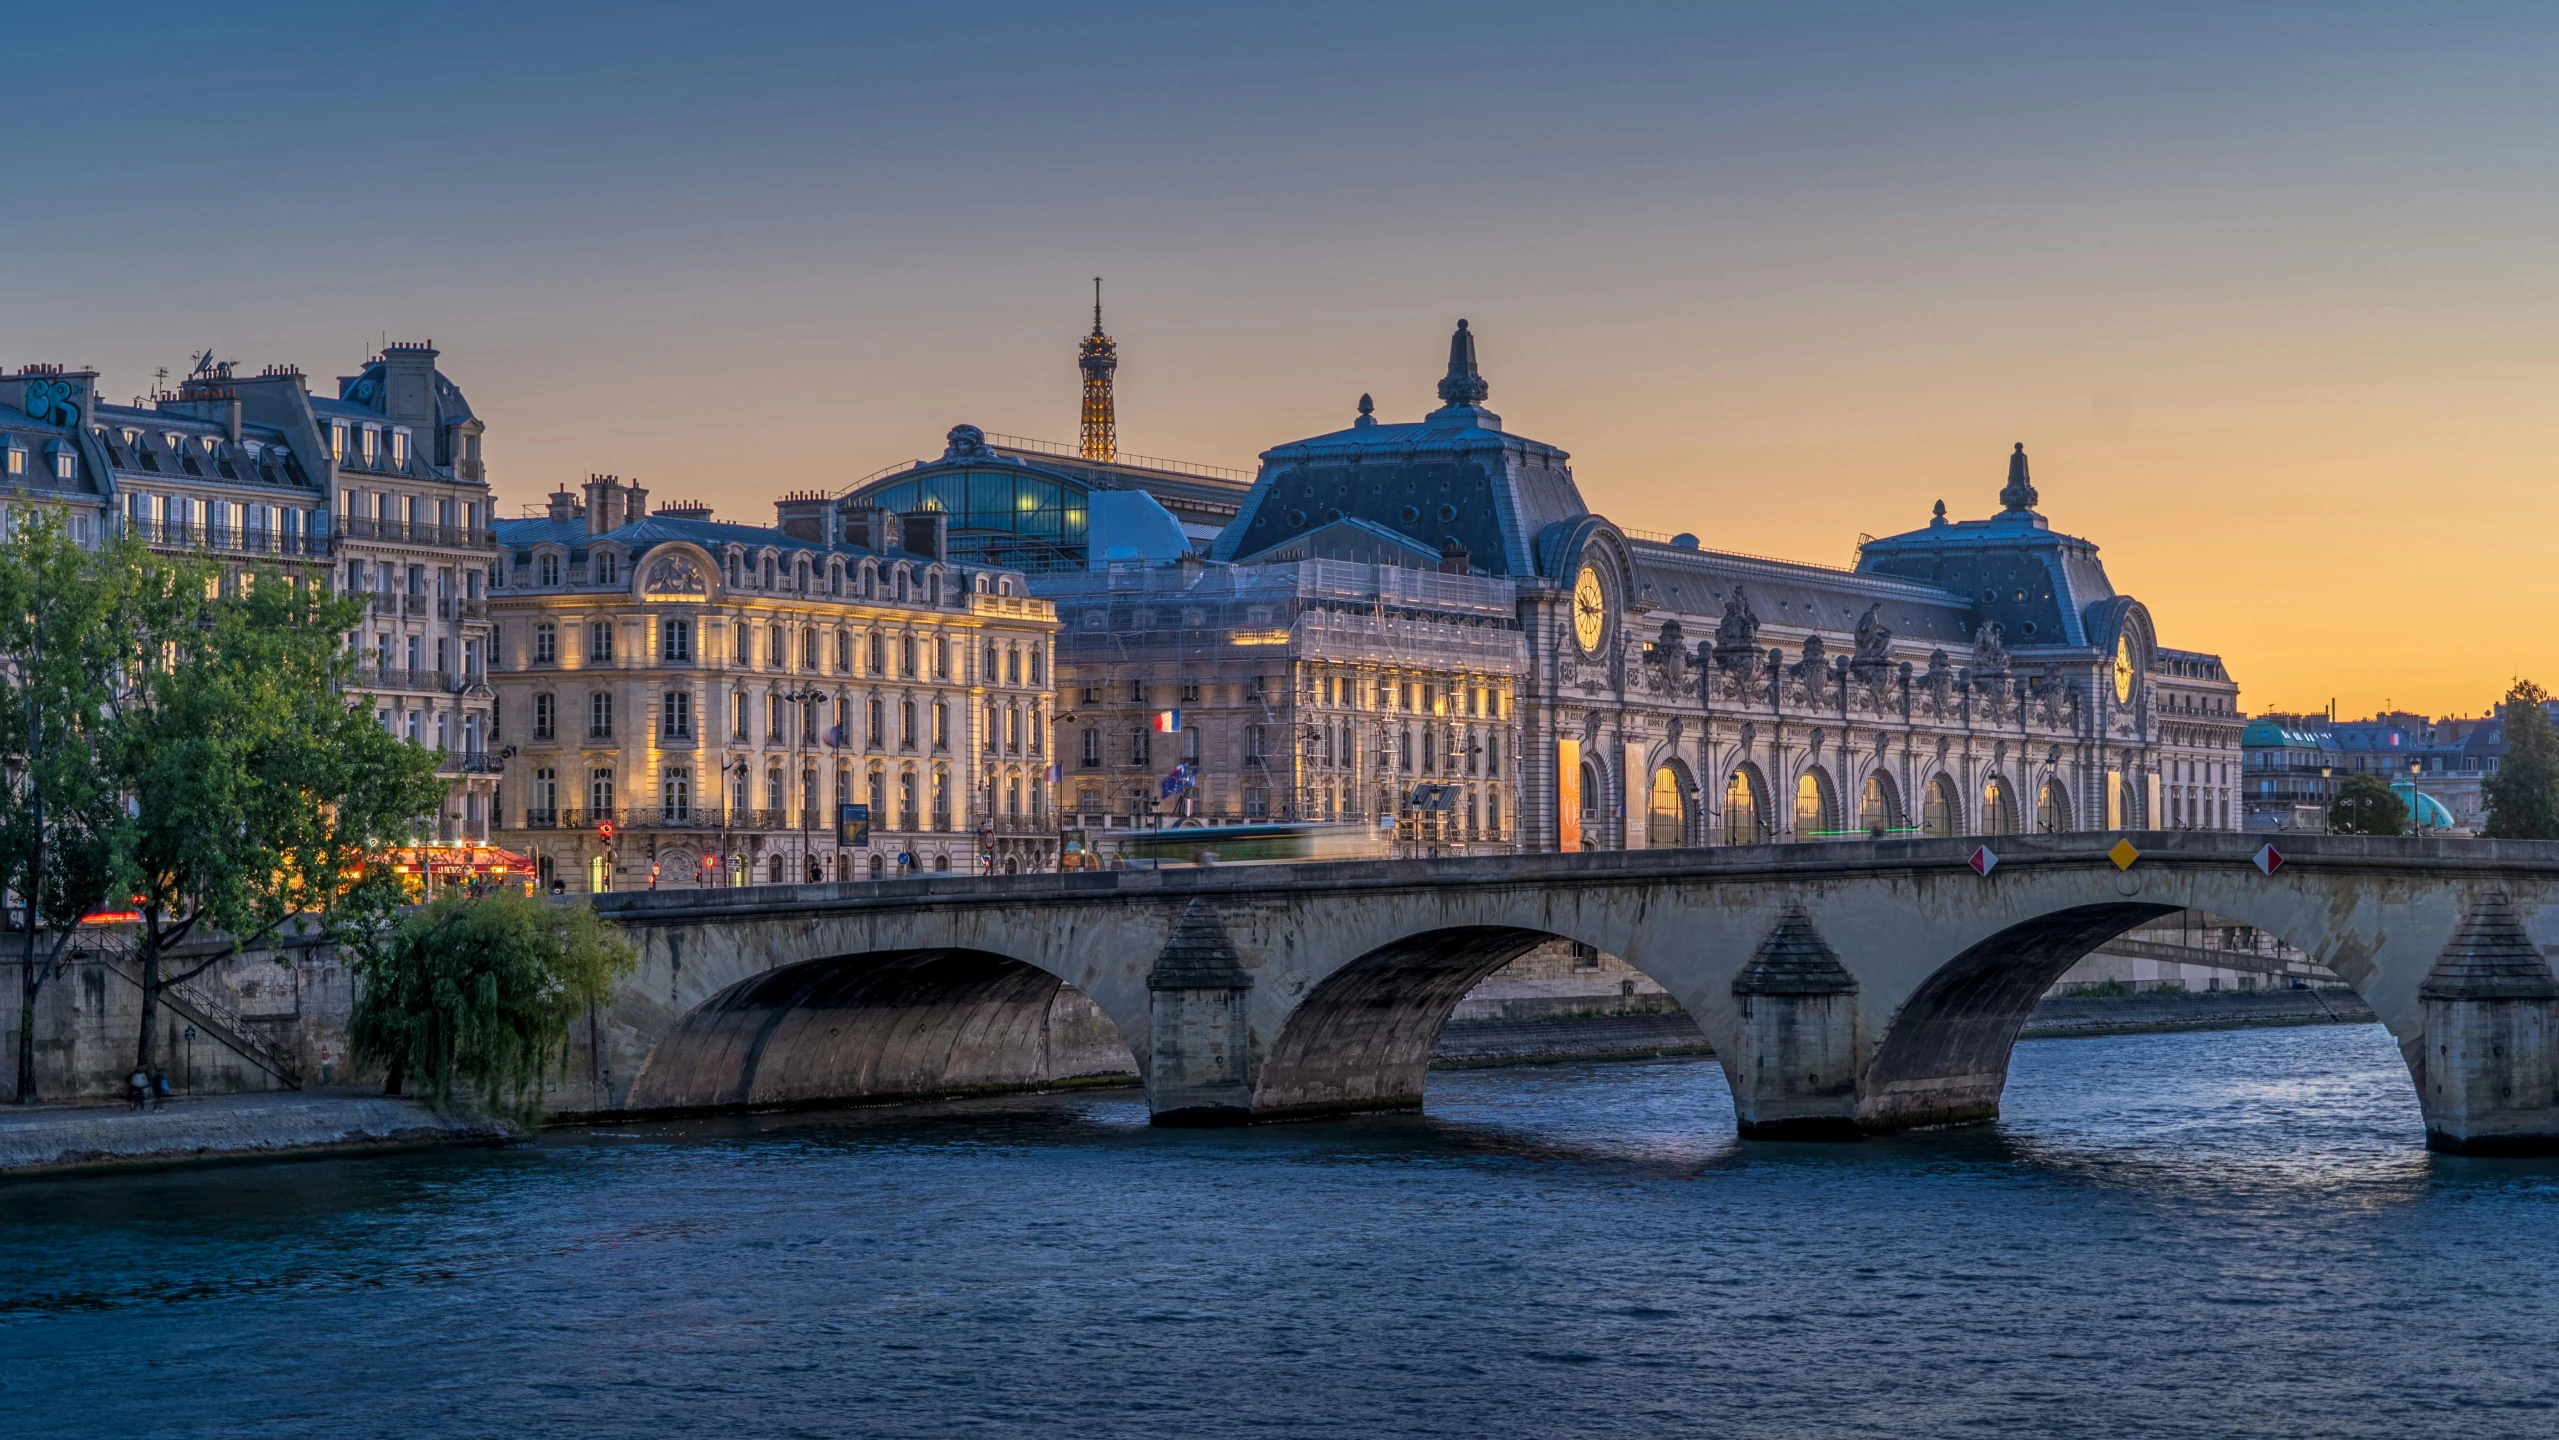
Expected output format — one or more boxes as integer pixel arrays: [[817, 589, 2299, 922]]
[[626, 946, 1138, 1113], [1248, 922, 1728, 1122]]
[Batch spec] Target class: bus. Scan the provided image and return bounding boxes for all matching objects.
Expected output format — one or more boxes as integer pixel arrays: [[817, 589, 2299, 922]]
[[1089, 821, 1389, 869]]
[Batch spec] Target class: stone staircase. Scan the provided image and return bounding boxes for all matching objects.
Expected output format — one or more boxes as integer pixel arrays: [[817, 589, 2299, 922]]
[[72, 933, 303, 1088]]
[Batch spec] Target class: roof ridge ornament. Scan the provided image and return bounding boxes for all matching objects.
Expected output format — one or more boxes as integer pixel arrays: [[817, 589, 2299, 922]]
[[2000, 442, 2039, 513], [1436, 319, 1490, 408]]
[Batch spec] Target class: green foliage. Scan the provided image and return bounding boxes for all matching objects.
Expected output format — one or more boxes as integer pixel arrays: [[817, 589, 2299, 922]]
[[348, 892, 637, 1123], [0, 516, 197, 1098], [2484, 680, 2559, 840], [117, 562, 449, 1066], [2328, 773, 2408, 836]]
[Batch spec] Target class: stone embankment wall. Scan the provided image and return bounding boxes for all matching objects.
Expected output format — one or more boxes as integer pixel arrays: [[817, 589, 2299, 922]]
[[0, 935, 360, 1101]]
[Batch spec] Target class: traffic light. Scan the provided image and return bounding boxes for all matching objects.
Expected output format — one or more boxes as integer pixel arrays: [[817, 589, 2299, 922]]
[[597, 818, 618, 845]]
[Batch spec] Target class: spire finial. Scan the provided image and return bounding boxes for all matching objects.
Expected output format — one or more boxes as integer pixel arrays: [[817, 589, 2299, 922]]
[[1999, 441, 2038, 513], [1436, 318, 1489, 408], [1354, 392, 1376, 429], [1091, 276, 1104, 335], [1931, 498, 1947, 525]]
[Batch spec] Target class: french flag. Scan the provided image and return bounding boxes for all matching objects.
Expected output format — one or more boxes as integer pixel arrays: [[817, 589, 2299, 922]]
[[1150, 709, 1182, 733]]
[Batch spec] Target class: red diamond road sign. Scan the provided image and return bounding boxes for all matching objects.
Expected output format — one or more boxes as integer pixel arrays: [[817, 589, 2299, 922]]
[[2254, 844, 2285, 876], [1969, 845, 1999, 876]]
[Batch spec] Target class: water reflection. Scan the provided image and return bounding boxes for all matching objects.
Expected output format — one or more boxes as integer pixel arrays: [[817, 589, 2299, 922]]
[[7, 1023, 2559, 1439]]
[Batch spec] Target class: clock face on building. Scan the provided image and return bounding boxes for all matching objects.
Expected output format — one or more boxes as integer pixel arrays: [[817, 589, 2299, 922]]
[[1572, 564, 1606, 654], [2114, 635, 2136, 704]]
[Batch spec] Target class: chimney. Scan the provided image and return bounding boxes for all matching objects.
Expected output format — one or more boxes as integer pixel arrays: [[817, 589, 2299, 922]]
[[899, 511, 947, 562], [775, 490, 830, 542], [1438, 537, 1471, 575], [548, 485, 582, 523], [583, 474, 627, 535], [376, 341, 440, 432], [625, 480, 648, 523], [0, 366, 99, 433], [656, 500, 714, 521], [840, 504, 899, 553], [224, 397, 242, 446]]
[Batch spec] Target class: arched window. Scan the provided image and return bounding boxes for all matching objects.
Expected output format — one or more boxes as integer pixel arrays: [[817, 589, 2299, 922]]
[[1983, 776, 2018, 835], [1577, 760, 1600, 850], [1724, 767, 1766, 846], [2121, 774, 2143, 829], [1647, 766, 1687, 848], [1794, 769, 1837, 840], [2040, 778, 2072, 834], [1860, 773, 1899, 835], [1922, 775, 1962, 837]]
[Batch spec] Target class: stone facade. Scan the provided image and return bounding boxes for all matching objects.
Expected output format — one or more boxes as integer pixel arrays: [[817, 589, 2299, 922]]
[[486, 477, 1060, 888]]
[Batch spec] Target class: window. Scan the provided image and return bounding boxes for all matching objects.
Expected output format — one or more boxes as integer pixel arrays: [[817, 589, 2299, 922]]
[[390, 429, 410, 468], [986, 644, 1001, 684], [1029, 649, 1044, 686], [869, 696, 884, 747], [663, 767, 691, 823], [589, 690, 613, 738], [869, 633, 885, 675], [589, 620, 614, 663], [361, 427, 379, 465], [803, 627, 818, 669], [1128, 679, 1145, 705], [661, 617, 692, 661], [770, 622, 786, 669], [900, 699, 917, 749], [1007, 649, 1023, 685], [535, 622, 556, 663], [533, 693, 555, 740], [836, 630, 851, 672], [732, 690, 748, 740], [1130, 727, 1150, 766], [539, 553, 561, 586], [901, 635, 916, 677], [662, 689, 692, 739], [932, 702, 948, 750], [1081, 728, 1100, 768], [589, 767, 614, 817], [330, 423, 348, 463], [532, 767, 557, 822], [596, 551, 620, 584]]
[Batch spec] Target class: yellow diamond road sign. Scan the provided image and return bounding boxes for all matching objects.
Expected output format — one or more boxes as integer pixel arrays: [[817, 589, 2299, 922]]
[[2108, 839, 2140, 870]]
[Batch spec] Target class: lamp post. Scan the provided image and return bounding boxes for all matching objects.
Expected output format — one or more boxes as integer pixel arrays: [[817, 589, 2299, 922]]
[[2409, 756, 2426, 834], [726, 755, 750, 886], [777, 686, 822, 883]]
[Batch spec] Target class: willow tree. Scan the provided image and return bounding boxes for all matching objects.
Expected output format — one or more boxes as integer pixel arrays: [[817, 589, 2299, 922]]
[[118, 566, 447, 1074], [349, 890, 636, 1122]]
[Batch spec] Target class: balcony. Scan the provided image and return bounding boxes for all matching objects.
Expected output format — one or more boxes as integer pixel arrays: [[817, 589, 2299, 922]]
[[353, 667, 457, 695], [123, 517, 333, 560], [338, 517, 498, 550], [520, 809, 560, 829]]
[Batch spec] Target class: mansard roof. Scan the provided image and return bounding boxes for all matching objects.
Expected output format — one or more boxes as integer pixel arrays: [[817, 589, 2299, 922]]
[[1624, 539, 1982, 650], [1852, 445, 2121, 651], [1211, 322, 1585, 580], [495, 511, 947, 571]]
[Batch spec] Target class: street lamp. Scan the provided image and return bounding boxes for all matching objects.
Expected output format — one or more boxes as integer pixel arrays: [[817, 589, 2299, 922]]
[[777, 686, 823, 883], [2409, 756, 2426, 834]]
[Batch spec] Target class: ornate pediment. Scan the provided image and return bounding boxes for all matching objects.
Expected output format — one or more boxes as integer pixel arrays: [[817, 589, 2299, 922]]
[[644, 553, 708, 596]]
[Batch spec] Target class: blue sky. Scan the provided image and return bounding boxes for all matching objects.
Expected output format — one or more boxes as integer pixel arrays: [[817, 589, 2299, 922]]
[[11, 2, 2558, 711]]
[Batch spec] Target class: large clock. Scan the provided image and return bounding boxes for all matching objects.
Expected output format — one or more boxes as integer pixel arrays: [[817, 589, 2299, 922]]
[[2113, 635, 2136, 704], [1572, 564, 1606, 654]]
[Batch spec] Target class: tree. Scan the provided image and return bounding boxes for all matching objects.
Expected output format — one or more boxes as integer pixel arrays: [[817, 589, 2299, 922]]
[[347, 890, 636, 1122], [118, 566, 448, 1074], [2328, 773, 2407, 836], [2483, 679, 2559, 840], [0, 517, 184, 1102]]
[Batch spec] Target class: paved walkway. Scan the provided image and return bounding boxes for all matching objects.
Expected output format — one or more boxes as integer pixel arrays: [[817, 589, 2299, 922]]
[[0, 1090, 513, 1178]]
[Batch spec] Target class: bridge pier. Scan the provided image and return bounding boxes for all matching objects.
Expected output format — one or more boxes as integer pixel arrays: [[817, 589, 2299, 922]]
[[2418, 894, 2559, 1155], [1729, 909, 1863, 1140], [1146, 900, 1256, 1125]]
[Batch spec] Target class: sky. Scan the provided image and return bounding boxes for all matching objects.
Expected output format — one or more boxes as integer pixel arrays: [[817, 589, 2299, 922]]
[[7, 2, 2555, 718]]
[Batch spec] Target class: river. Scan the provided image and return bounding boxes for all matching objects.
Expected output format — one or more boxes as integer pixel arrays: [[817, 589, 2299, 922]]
[[5, 1023, 2557, 1438]]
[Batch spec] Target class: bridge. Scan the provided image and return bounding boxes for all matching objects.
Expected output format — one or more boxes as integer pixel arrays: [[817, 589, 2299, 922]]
[[577, 832, 2559, 1154]]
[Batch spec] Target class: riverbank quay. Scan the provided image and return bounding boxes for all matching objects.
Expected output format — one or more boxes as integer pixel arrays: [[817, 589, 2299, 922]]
[[0, 1091, 513, 1180], [1431, 986, 2383, 1067]]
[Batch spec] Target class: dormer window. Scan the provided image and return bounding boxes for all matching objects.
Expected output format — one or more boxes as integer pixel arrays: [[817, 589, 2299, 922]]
[[361, 426, 380, 464], [538, 553, 561, 586], [3, 438, 24, 477], [595, 550, 620, 585], [330, 423, 347, 462], [50, 444, 75, 481], [200, 436, 219, 455], [390, 428, 411, 468], [120, 429, 138, 448]]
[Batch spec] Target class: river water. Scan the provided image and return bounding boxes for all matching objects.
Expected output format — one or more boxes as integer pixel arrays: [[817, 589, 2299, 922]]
[[6, 1023, 2558, 1439]]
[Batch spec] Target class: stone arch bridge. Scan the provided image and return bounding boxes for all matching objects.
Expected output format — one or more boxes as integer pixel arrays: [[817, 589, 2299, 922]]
[[579, 833, 2559, 1154]]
